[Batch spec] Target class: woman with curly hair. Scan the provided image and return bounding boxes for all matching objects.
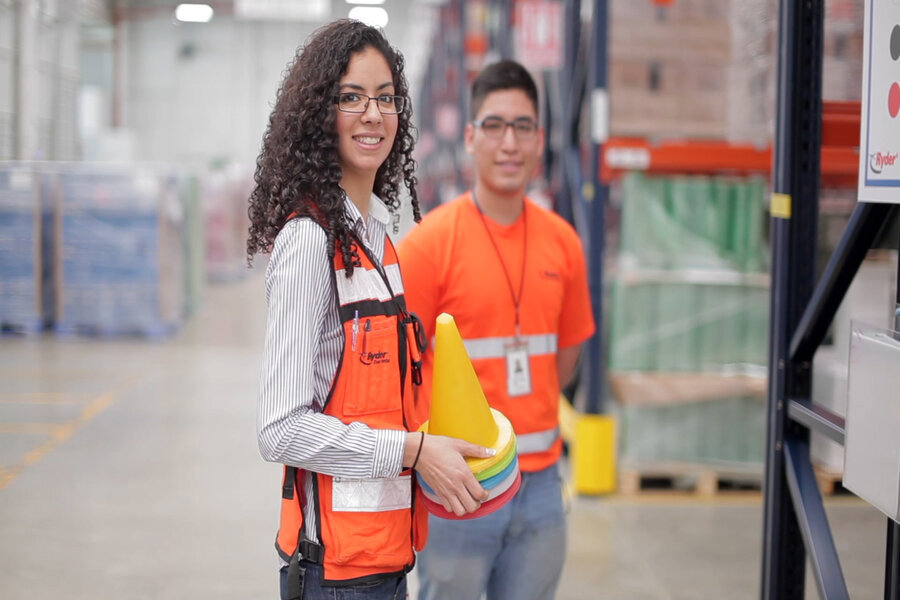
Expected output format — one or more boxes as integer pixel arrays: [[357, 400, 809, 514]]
[[250, 20, 492, 600]]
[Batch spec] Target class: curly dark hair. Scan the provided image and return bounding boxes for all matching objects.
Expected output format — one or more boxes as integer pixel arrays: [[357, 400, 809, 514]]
[[246, 19, 421, 275]]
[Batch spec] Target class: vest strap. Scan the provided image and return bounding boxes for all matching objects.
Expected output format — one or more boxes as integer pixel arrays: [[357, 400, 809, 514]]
[[283, 466, 297, 500], [285, 550, 305, 600], [299, 536, 325, 565]]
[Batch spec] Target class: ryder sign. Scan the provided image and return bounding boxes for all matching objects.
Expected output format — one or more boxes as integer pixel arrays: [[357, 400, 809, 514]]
[[859, 1, 900, 203]]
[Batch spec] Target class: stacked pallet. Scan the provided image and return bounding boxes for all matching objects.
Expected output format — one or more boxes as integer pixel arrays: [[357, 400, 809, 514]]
[[608, 173, 769, 490], [608, 0, 864, 144], [203, 166, 252, 282], [50, 165, 185, 337], [0, 165, 53, 334]]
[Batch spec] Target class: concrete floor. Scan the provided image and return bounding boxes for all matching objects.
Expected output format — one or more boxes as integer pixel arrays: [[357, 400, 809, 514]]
[[0, 271, 889, 599]]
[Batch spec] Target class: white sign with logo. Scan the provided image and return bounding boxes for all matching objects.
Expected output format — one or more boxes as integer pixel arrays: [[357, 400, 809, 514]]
[[858, 0, 900, 203]]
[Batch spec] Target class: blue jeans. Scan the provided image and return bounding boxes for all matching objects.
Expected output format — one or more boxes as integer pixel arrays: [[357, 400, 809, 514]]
[[416, 464, 566, 600], [280, 561, 408, 600]]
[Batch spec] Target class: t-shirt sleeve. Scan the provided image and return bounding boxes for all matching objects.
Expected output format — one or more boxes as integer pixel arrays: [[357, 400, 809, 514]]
[[397, 224, 441, 343], [558, 229, 595, 348]]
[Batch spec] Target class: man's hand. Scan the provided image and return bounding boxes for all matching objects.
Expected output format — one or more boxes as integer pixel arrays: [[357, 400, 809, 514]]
[[406, 432, 493, 516]]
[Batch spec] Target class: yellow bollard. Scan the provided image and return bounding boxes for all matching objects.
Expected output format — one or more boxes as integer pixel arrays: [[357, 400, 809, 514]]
[[573, 413, 617, 495]]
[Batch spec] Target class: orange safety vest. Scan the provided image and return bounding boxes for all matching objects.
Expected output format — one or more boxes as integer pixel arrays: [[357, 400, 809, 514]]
[[275, 222, 427, 585]]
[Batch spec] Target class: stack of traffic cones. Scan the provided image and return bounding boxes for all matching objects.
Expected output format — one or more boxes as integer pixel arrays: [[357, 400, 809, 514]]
[[416, 313, 521, 519]]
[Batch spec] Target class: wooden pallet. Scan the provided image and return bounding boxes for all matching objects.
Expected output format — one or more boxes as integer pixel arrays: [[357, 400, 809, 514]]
[[619, 461, 763, 496], [814, 466, 845, 496]]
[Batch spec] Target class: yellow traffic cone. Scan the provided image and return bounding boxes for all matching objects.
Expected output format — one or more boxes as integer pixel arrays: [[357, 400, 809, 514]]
[[428, 313, 499, 447]]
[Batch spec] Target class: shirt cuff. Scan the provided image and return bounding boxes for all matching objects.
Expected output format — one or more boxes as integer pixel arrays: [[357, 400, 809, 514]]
[[373, 429, 407, 479]]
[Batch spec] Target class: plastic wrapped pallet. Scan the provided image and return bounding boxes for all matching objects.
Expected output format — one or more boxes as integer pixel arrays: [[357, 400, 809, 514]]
[[51, 164, 185, 337], [617, 173, 768, 273], [608, 272, 769, 373], [617, 394, 766, 466], [609, 172, 770, 472], [0, 164, 53, 333], [203, 165, 251, 282]]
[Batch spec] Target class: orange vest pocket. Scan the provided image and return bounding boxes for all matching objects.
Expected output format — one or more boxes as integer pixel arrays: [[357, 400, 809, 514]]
[[343, 317, 403, 416], [321, 507, 413, 569]]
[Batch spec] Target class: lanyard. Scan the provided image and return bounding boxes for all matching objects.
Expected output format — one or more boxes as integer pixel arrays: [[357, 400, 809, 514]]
[[472, 191, 527, 336]]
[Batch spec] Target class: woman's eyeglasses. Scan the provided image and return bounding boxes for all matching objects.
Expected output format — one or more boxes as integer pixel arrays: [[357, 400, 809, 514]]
[[335, 93, 406, 115], [473, 116, 539, 140]]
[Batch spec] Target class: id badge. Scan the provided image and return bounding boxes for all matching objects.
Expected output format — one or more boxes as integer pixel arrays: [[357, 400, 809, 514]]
[[505, 340, 532, 397]]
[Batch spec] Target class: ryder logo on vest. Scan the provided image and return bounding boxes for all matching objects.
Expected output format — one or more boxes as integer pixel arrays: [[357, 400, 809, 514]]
[[360, 351, 391, 365]]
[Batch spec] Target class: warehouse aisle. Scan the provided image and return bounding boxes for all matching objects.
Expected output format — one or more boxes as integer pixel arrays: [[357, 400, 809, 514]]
[[0, 271, 888, 600]]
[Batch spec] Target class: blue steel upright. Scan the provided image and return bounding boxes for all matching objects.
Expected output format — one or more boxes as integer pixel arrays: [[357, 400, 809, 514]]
[[762, 0, 824, 597]]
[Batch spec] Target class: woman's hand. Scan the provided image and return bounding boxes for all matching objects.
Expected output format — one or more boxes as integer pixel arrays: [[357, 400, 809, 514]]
[[405, 432, 493, 516]]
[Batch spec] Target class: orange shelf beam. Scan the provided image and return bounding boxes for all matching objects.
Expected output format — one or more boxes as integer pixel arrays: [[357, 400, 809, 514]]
[[600, 101, 861, 188]]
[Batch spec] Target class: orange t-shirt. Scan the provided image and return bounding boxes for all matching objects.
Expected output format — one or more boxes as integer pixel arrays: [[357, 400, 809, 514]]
[[397, 192, 595, 471]]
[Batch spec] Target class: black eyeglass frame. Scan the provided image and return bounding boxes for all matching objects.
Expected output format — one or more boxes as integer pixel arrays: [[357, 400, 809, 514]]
[[334, 93, 406, 115], [472, 116, 540, 139]]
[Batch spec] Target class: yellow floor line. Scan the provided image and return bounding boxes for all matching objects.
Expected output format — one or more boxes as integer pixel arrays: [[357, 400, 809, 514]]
[[0, 423, 62, 435], [0, 392, 82, 404], [0, 467, 12, 489], [0, 383, 128, 492]]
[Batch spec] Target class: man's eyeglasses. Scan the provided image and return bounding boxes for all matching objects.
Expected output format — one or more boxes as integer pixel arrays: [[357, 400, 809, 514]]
[[335, 93, 406, 115], [473, 116, 539, 140]]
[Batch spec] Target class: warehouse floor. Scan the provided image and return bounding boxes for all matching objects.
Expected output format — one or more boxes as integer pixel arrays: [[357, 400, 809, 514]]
[[0, 270, 888, 600]]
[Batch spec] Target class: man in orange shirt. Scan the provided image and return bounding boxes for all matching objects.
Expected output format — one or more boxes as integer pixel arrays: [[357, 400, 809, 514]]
[[398, 60, 595, 600]]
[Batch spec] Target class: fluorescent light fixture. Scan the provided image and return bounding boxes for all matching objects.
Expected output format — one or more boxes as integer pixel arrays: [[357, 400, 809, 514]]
[[349, 6, 388, 27], [175, 3, 214, 23], [346, 0, 386, 5]]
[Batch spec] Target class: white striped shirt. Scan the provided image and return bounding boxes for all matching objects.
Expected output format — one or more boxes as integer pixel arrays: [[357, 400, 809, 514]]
[[257, 194, 406, 564]]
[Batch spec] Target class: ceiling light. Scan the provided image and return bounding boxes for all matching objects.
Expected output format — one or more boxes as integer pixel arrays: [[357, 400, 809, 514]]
[[175, 4, 214, 23], [349, 6, 388, 27], [346, 0, 386, 5]]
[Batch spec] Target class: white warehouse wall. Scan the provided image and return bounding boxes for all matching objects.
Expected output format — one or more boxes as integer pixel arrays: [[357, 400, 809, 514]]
[[0, 0, 83, 161], [119, 3, 436, 172], [121, 15, 318, 170]]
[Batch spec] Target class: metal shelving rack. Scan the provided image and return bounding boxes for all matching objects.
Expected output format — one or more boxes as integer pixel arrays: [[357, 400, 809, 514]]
[[761, 1, 900, 599]]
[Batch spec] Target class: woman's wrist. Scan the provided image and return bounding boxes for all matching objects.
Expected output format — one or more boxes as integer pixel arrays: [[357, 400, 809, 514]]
[[403, 431, 424, 469]]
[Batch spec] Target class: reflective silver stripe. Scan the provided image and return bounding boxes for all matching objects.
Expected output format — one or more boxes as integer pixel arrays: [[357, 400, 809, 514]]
[[516, 427, 560, 454], [385, 263, 404, 296], [334, 263, 403, 305], [331, 475, 411, 512], [462, 333, 558, 360]]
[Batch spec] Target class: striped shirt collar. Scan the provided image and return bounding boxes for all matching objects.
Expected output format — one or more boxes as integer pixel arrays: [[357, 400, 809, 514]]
[[343, 192, 390, 241]]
